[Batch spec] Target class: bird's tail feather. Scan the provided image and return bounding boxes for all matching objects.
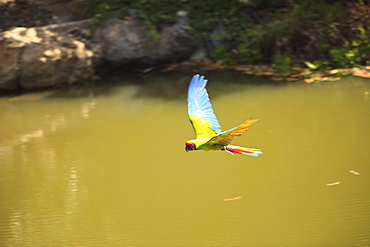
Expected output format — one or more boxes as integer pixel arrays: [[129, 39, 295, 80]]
[[225, 145, 262, 157]]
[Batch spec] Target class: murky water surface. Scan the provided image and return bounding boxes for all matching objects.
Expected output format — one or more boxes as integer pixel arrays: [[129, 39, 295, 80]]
[[1, 72, 369, 246]]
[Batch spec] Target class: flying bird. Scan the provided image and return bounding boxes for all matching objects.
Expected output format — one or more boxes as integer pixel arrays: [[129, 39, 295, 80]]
[[185, 74, 262, 156]]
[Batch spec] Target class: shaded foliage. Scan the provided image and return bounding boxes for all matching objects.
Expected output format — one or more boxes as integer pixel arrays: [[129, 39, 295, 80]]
[[0, 0, 53, 32], [84, 0, 370, 69]]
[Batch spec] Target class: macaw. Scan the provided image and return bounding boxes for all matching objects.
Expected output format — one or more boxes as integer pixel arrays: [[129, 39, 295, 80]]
[[185, 74, 262, 156]]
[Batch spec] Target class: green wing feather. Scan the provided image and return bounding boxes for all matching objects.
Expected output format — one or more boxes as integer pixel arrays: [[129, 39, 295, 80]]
[[206, 118, 259, 146]]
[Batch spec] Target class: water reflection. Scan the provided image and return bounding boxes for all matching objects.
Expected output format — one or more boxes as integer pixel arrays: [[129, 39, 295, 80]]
[[0, 73, 369, 246]]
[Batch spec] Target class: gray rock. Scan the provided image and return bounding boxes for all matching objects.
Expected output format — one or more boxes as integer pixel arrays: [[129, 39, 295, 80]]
[[0, 37, 19, 90], [95, 11, 197, 66], [0, 20, 97, 90]]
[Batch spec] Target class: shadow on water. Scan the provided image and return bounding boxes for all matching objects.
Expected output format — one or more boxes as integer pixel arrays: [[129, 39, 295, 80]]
[[89, 70, 284, 100], [1, 70, 286, 102], [45, 72, 192, 100], [131, 70, 286, 100]]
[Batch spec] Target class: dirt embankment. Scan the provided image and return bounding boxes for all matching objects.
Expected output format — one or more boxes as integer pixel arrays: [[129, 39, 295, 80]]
[[0, 0, 85, 32]]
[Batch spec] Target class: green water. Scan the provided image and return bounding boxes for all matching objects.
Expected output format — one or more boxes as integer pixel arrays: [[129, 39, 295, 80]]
[[0, 72, 369, 246]]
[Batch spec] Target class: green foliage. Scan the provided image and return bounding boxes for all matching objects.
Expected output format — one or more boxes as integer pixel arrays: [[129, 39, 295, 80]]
[[83, 0, 370, 71], [305, 61, 328, 70], [213, 44, 237, 66], [328, 28, 370, 68], [84, 0, 184, 28], [273, 53, 292, 75], [148, 29, 160, 43], [235, 24, 266, 64]]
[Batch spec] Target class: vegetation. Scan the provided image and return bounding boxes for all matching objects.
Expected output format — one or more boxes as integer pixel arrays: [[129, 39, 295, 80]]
[[84, 0, 370, 73]]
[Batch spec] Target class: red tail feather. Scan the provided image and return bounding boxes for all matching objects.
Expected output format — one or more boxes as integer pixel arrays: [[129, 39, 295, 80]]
[[225, 145, 262, 157]]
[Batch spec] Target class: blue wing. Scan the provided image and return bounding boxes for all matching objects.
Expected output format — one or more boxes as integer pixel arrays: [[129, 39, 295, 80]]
[[187, 74, 222, 138]]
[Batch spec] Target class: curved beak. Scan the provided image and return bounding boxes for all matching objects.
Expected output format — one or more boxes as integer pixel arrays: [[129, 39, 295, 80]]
[[185, 143, 196, 152]]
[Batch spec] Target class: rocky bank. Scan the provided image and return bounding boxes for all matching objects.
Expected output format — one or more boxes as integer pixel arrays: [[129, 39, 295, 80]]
[[0, 0, 198, 91]]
